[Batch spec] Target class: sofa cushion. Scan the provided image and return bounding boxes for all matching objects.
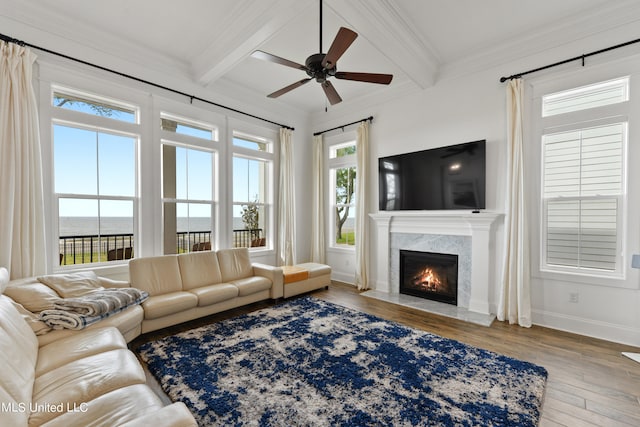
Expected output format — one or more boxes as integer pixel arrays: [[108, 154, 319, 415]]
[[0, 296, 38, 405], [36, 327, 127, 376], [0, 385, 28, 426], [9, 298, 51, 335], [217, 248, 253, 282], [142, 292, 198, 320], [129, 255, 183, 296], [0, 267, 8, 293], [0, 327, 36, 412], [177, 251, 223, 290], [188, 283, 239, 306], [38, 271, 104, 297], [4, 278, 63, 312], [40, 384, 162, 427], [282, 265, 309, 283], [230, 276, 272, 297], [31, 349, 146, 426], [119, 402, 197, 427], [295, 262, 332, 278]]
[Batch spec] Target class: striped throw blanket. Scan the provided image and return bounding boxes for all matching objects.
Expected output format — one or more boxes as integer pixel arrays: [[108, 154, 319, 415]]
[[40, 288, 148, 330]]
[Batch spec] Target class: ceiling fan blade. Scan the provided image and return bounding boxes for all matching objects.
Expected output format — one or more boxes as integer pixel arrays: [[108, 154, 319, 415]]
[[335, 71, 393, 85], [321, 81, 342, 105], [267, 78, 312, 98], [321, 27, 358, 69], [251, 50, 307, 71]]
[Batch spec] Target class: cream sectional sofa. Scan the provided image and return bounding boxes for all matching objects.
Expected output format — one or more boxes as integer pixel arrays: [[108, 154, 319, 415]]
[[0, 248, 282, 426], [0, 267, 197, 427], [129, 248, 283, 333]]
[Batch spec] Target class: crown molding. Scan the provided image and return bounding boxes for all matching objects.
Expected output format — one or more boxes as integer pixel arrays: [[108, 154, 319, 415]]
[[1, 0, 190, 80], [438, 0, 640, 82], [325, 0, 440, 89]]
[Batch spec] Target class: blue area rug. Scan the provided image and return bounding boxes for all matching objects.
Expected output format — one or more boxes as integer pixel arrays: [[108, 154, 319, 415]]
[[137, 297, 547, 426]]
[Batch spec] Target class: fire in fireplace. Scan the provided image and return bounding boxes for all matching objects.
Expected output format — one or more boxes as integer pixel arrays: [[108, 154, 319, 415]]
[[399, 250, 458, 306]]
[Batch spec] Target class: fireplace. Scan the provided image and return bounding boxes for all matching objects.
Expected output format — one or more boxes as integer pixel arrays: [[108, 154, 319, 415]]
[[399, 250, 458, 306]]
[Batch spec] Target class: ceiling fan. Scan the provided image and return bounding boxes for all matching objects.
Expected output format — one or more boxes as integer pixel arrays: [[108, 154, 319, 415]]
[[250, 0, 393, 105]]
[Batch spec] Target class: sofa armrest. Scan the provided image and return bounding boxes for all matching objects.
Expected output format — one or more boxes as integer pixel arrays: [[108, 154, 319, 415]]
[[252, 263, 283, 299], [99, 277, 131, 288], [119, 402, 197, 427]]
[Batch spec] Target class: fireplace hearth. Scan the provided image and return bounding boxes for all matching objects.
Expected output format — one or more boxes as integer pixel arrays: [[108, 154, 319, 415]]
[[399, 250, 458, 306]]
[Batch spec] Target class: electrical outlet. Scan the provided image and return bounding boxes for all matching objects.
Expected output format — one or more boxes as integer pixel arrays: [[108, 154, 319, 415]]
[[569, 292, 579, 303]]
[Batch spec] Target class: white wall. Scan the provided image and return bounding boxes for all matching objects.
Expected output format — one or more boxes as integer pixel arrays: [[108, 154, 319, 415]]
[[310, 22, 640, 346]]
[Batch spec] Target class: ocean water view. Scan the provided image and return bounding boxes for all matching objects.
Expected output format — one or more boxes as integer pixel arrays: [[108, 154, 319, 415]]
[[59, 217, 246, 236]]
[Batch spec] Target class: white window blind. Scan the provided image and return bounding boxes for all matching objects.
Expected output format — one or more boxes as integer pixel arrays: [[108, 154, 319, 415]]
[[543, 123, 625, 271]]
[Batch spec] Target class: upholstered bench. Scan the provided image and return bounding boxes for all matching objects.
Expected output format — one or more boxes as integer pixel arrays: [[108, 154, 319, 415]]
[[282, 262, 331, 298]]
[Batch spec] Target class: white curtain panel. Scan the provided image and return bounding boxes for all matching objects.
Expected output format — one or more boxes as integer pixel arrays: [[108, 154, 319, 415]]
[[497, 78, 532, 327], [310, 134, 325, 263], [0, 42, 46, 279], [278, 128, 296, 266], [355, 121, 369, 290]]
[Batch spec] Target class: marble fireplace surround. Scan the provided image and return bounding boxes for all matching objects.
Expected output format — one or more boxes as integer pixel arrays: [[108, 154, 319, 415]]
[[366, 211, 503, 325]]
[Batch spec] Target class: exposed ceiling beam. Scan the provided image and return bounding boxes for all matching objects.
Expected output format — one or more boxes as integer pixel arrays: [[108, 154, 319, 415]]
[[191, 0, 314, 86], [325, 0, 440, 89]]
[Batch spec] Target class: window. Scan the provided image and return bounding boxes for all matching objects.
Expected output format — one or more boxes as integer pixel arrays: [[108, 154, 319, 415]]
[[161, 114, 217, 254], [53, 88, 137, 123], [540, 78, 628, 276], [542, 77, 629, 117], [52, 88, 138, 266], [44, 66, 288, 273], [233, 132, 270, 152], [232, 133, 272, 249], [160, 113, 218, 141], [329, 140, 356, 247]]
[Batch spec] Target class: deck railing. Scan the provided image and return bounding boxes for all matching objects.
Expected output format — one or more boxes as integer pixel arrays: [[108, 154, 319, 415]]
[[233, 228, 265, 248], [176, 230, 212, 253], [59, 228, 265, 265], [59, 233, 134, 265]]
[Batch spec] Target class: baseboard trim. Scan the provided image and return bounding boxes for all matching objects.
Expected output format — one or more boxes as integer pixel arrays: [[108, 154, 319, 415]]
[[331, 271, 354, 285], [532, 309, 640, 347]]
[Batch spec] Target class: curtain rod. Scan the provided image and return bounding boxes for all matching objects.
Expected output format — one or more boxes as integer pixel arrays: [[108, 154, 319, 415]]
[[499, 36, 640, 83], [0, 33, 294, 130], [314, 116, 373, 136]]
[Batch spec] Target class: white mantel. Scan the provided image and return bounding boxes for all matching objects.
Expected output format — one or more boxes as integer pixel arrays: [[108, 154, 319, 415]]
[[369, 211, 504, 316]]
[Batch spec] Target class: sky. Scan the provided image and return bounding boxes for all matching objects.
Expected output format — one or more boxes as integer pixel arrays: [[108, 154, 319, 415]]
[[54, 99, 263, 221]]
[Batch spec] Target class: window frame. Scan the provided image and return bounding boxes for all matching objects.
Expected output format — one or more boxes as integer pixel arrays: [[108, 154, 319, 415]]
[[327, 136, 357, 251], [230, 126, 276, 252], [530, 68, 638, 287], [52, 85, 140, 124], [49, 87, 140, 270], [160, 140, 218, 255]]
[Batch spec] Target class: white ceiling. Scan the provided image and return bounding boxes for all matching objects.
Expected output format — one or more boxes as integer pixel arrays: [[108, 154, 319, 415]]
[[2, 0, 639, 114]]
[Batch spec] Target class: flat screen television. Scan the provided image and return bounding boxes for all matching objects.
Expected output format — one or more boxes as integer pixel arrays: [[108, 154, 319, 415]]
[[378, 140, 486, 211]]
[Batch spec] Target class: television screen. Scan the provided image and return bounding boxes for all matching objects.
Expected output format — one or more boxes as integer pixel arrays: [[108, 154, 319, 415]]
[[378, 140, 486, 211]]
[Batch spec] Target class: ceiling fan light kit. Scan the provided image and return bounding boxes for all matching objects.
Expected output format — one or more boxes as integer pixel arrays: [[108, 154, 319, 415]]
[[251, 0, 393, 105]]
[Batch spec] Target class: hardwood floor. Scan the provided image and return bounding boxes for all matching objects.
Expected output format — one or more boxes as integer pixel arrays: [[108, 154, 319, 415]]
[[130, 282, 640, 426]]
